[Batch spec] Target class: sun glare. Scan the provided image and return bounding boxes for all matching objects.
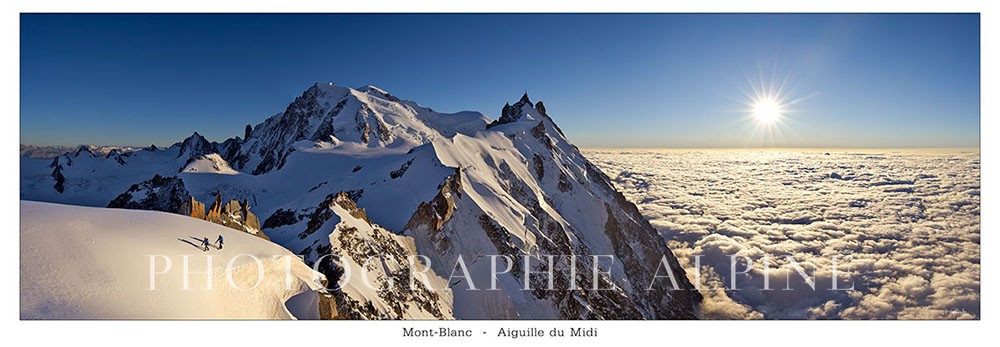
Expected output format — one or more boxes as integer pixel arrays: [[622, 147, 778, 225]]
[[734, 67, 814, 147], [752, 98, 783, 124]]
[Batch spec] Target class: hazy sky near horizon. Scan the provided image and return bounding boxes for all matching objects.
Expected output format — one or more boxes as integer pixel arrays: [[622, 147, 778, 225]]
[[21, 14, 979, 148]]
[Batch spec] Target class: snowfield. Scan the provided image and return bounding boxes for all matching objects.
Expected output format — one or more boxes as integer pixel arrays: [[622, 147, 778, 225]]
[[584, 149, 981, 319], [20, 201, 326, 319]]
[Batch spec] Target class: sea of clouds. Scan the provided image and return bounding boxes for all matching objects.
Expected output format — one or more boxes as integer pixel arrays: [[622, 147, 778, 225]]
[[584, 149, 980, 319]]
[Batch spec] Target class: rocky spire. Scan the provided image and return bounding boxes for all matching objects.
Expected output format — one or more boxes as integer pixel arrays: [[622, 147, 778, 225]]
[[178, 197, 206, 219], [519, 92, 531, 105], [487, 91, 540, 128], [202, 192, 266, 239]]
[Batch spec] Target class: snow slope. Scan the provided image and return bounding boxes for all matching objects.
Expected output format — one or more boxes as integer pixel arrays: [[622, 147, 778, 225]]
[[20, 201, 326, 319], [182, 153, 240, 174]]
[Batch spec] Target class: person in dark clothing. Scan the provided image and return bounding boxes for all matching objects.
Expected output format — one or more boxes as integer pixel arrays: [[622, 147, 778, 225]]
[[201, 236, 210, 252], [216, 235, 224, 250]]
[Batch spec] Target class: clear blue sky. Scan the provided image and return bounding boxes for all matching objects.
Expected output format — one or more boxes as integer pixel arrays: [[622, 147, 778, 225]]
[[21, 14, 979, 148]]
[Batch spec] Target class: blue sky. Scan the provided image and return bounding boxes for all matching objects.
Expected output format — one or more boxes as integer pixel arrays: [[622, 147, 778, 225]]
[[21, 14, 979, 148]]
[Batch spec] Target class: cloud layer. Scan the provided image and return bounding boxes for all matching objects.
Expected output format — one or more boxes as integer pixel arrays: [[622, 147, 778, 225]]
[[585, 149, 980, 319]]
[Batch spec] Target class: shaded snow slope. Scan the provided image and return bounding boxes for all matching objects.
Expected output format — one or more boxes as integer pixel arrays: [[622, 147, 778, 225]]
[[20, 201, 326, 319]]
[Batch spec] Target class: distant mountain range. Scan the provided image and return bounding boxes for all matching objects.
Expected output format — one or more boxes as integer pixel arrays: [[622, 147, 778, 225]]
[[19, 144, 142, 159]]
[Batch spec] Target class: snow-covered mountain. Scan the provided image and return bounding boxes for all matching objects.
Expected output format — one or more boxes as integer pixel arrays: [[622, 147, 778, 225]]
[[407, 94, 701, 318], [20, 201, 331, 319], [20, 83, 700, 319], [228, 83, 489, 175], [19, 144, 141, 159]]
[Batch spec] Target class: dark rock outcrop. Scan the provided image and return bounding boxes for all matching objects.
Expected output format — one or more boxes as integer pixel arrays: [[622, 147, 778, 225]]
[[403, 169, 461, 252], [49, 157, 65, 194], [244, 124, 253, 141], [107, 175, 190, 213], [263, 208, 300, 229]]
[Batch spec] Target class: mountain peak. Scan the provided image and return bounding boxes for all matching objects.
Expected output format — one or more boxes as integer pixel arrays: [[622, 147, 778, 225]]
[[176, 131, 214, 159], [485, 93, 567, 137], [231, 81, 489, 175], [304, 82, 351, 98], [74, 145, 95, 157], [312, 82, 336, 89], [519, 92, 531, 105], [181, 131, 208, 143], [488, 92, 541, 129]]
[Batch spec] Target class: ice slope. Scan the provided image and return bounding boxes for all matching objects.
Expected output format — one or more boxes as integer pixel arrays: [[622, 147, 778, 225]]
[[20, 201, 326, 319]]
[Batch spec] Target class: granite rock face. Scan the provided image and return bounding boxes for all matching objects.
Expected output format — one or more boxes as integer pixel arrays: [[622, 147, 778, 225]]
[[178, 197, 206, 219], [204, 192, 267, 240]]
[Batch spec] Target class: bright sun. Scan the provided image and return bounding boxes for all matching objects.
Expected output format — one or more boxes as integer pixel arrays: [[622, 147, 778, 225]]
[[752, 98, 783, 124]]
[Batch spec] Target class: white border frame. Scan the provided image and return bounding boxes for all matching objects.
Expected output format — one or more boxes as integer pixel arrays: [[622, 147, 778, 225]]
[[5, 1, 992, 347]]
